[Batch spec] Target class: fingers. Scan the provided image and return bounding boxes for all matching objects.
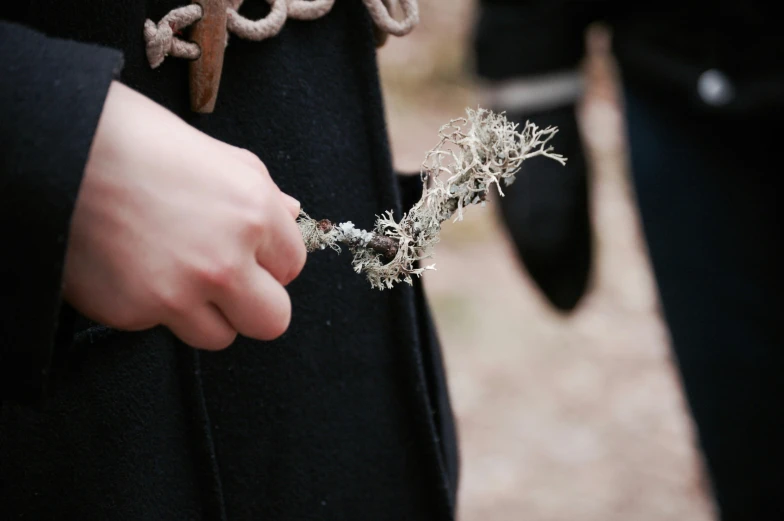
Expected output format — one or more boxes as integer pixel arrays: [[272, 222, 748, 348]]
[[166, 304, 237, 350], [252, 189, 307, 286], [213, 262, 293, 341], [224, 144, 301, 219], [220, 142, 306, 290]]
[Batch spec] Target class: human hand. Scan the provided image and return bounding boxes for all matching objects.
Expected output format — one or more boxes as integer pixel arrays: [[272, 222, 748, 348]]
[[63, 82, 306, 350]]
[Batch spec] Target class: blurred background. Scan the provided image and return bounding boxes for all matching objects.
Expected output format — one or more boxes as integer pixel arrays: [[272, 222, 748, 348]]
[[377, 1, 716, 520]]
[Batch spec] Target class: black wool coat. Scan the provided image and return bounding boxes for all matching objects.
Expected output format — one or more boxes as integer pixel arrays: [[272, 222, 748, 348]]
[[0, 1, 459, 519]]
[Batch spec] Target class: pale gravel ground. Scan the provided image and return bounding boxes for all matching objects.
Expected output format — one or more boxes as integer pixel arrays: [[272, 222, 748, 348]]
[[377, 2, 717, 519]]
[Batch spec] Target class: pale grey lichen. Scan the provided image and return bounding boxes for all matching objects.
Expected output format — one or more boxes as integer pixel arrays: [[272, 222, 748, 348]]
[[298, 107, 566, 290], [298, 212, 340, 252]]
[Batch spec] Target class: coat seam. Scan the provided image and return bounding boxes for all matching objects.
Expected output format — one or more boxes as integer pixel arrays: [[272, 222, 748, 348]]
[[189, 348, 229, 521]]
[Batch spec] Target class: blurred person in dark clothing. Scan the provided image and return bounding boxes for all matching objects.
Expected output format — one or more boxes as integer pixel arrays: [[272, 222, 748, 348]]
[[474, 1, 783, 519]]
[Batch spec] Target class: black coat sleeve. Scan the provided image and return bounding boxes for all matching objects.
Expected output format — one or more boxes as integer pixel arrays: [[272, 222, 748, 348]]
[[0, 21, 123, 406]]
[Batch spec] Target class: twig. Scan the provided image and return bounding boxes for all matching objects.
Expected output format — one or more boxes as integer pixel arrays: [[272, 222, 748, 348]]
[[298, 107, 566, 290]]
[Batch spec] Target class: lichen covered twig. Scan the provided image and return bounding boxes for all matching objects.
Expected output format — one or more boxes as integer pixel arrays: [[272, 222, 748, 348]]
[[298, 107, 566, 290]]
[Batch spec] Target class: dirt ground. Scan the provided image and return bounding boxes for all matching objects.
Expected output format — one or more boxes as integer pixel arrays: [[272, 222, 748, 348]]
[[377, 2, 717, 520]]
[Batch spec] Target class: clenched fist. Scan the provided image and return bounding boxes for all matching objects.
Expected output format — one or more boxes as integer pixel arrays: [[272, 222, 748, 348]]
[[63, 82, 306, 350]]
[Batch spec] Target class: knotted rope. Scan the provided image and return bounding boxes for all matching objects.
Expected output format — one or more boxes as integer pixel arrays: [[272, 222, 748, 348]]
[[144, 0, 419, 69], [143, 5, 203, 68]]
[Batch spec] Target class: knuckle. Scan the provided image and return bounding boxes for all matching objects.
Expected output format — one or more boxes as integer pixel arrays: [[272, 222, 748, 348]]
[[242, 205, 268, 235], [198, 257, 242, 289], [157, 286, 190, 316], [237, 184, 272, 229], [237, 148, 265, 172]]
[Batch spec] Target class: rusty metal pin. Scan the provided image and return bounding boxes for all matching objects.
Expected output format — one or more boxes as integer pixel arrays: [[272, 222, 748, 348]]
[[189, 0, 227, 113]]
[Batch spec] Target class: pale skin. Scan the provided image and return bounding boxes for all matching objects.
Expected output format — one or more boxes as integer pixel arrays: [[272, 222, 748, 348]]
[[62, 81, 307, 350]]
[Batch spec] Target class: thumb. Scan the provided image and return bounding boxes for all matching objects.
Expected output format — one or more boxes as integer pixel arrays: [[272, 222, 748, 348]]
[[280, 191, 301, 219]]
